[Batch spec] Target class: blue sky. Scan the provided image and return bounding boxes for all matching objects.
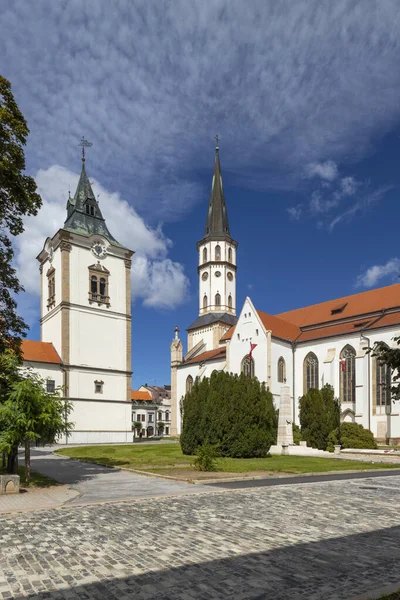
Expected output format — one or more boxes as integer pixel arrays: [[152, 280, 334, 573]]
[[1, 0, 400, 387]]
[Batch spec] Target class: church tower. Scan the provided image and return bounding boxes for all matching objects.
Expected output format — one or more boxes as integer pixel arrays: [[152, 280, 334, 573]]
[[187, 139, 238, 351], [37, 140, 134, 443]]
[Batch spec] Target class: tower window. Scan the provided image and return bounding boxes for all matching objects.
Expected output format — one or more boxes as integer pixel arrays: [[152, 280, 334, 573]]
[[46, 267, 56, 310], [215, 245, 221, 260], [91, 275, 98, 294], [94, 380, 104, 394], [203, 295, 208, 309], [88, 265, 110, 306], [215, 293, 221, 307], [228, 294, 232, 309], [100, 277, 107, 297], [203, 247, 207, 263], [228, 248, 232, 262]]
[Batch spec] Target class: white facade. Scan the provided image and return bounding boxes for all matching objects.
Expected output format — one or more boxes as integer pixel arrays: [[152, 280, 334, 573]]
[[197, 239, 237, 316]]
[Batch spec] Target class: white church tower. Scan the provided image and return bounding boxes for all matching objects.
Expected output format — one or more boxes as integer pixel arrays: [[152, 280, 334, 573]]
[[187, 138, 238, 351], [37, 140, 134, 443]]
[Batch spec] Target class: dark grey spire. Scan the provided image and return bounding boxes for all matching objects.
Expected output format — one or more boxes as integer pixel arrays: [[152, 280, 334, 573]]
[[203, 142, 232, 240], [64, 155, 121, 245]]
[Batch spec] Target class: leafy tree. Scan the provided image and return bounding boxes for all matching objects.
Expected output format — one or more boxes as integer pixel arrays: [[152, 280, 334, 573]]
[[292, 423, 302, 445], [327, 422, 377, 451], [133, 421, 142, 438], [0, 369, 73, 481], [299, 384, 340, 450], [0, 350, 22, 470], [180, 371, 277, 458], [0, 75, 42, 355], [157, 421, 165, 436], [193, 442, 218, 471], [367, 337, 400, 401]]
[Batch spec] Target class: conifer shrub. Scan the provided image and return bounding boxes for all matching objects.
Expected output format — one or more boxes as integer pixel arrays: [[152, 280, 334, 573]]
[[327, 422, 377, 451], [180, 371, 277, 458], [193, 442, 219, 471], [299, 384, 340, 450], [292, 423, 302, 445]]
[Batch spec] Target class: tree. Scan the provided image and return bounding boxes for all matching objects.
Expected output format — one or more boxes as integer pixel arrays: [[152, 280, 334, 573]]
[[157, 421, 165, 436], [133, 421, 142, 439], [299, 384, 340, 450], [180, 371, 277, 458], [0, 370, 73, 481], [367, 337, 400, 401], [0, 349, 23, 471], [327, 422, 377, 451], [0, 75, 42, 355]]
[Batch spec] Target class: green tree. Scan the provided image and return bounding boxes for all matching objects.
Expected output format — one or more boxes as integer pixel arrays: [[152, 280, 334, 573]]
[[367, 337, 400, 401], [299, 384, 340, 450], [180, 371, 277, 458], [157, 421, 165, 436], [0, 75, 42, 355], [133, 421, 142, 438], [0, 370, 73, 481], [0, 350, 23, 470], [327, 422, 377, 451]]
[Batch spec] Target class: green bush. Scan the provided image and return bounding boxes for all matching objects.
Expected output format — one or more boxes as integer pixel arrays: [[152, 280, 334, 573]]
[[299, 385, 340, 450], [193, 442, 218, 471], [292, 423, 302, 445], [180, 371, 277, 458], [327, 422, 377, 451]]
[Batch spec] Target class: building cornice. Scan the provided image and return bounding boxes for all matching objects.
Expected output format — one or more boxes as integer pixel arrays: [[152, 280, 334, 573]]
[[197, 260, 237, 274]]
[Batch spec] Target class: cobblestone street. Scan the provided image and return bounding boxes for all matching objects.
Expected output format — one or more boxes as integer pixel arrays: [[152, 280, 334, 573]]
[[1, 474, 400, 600]]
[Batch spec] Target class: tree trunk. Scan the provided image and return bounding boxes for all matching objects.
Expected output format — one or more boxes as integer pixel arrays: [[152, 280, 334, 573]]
[[1, 452, 6, 469], [25, 439, 31, 483], [7, 446, 18, 474]]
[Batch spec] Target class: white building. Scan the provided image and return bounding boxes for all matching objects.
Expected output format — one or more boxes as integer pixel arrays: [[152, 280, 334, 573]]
[[22, 151, 134, 444], [131, 386, 172, 437], [170, 144, 400, 444]]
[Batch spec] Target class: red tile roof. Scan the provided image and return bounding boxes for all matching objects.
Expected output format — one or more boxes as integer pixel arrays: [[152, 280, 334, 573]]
[[131, 390, 152, 401], [184, 347, 226, 365], [220, 326, 235, 341], [22, 340, 62, 364], [257, 311, 301, 342]]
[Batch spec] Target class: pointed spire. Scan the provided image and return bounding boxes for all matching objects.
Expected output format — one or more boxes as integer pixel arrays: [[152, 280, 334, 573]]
[[203, 137, 231, 239]]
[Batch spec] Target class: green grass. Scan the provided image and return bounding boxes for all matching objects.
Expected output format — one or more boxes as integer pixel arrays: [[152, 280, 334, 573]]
[[0, 466, 57, 488], [55, 443, 400, 475]]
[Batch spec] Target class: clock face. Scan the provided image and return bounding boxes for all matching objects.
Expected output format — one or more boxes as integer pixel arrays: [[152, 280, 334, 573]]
[[91, 240, 107, 259], [215, 270, 221, 278]]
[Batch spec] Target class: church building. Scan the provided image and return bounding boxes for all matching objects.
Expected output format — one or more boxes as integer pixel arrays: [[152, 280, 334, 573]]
[[22, 146, 134, 444], [170, 143, 400, 444]]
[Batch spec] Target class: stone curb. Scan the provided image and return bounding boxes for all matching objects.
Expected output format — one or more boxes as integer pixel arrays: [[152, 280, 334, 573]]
[[351, 581, 400, 599]]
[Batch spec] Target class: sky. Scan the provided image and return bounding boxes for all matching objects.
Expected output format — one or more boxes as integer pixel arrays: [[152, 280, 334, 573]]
[[1, 0, 400, 387]]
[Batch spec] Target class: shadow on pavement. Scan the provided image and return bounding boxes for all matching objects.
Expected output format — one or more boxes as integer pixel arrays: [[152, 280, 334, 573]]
[[10, 524, 400, 600]]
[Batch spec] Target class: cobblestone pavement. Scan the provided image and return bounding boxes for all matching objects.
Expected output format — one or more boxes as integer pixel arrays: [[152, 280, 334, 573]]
[[1, 474, 400, 600]]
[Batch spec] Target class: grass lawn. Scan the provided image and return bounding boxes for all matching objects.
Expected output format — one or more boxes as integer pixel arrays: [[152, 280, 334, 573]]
[[55, 443, 400, 477], [0, 466, 57, 488]]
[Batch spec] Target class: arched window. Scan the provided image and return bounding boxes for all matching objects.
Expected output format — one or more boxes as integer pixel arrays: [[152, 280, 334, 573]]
[[228, 247, 232, 262], [99, 277, 106, 296], [203, 247, 207, 263], [278, 357, 286, 383], [91, 275, 98, 294], [241, 355, 255, 378], [186, 375, 193, 394], [203, 295, 208, 309], [304, 352, 319, 393], [376, 356, 391, 407], [215, 245, 221, 260], [215, 293, 221, 307], [340, 345, 356, 403], [165, 411, 170, 421], [158, 411, 162, 420], [228, 294, 232, 309]]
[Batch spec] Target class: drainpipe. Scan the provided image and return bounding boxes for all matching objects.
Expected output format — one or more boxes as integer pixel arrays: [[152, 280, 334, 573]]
[[291, 334, 301, 425], [360, 310, 386, 432]]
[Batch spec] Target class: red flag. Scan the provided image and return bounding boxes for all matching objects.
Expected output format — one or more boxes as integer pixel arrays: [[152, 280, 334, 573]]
[[249, 343, 257, 359], [340, 358, 346, 372]]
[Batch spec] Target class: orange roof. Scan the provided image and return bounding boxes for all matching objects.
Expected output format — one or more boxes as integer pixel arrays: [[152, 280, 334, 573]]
[[257, 311, 301, 342], [131, 390, 152, 401], [184, 347, 226, 365], [22, 340, 62, 364], [277, 283, 400, 328]]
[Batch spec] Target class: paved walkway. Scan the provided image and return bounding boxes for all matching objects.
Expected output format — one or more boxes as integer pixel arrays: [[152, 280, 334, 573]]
[[0, 474, 400, 599]]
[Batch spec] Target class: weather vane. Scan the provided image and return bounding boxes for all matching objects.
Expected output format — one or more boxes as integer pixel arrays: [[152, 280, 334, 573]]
[[79, 136, 93, 162], [215, 134, 219, 151]]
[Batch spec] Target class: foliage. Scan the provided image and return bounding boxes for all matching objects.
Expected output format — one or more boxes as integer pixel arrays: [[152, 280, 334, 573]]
[[133, 421, 142, 435], [193, 442, 219, 471], [180, 371, 277, 458], [0, 366, 73, 480], [299, 384, 340, 450], [327, 422, 378, 451], [0, 75, 42, 355], [367, 337, 400, 401], [157, 421, 165, 434], [292, 423, 302, 445]]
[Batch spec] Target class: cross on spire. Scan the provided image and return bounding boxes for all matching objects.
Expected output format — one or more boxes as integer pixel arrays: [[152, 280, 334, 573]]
[[79, 137, 93, 163]]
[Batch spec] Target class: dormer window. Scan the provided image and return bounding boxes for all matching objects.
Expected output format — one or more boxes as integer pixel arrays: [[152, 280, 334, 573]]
[[85, 205, 96, 216], [331, 303, 347, 315]]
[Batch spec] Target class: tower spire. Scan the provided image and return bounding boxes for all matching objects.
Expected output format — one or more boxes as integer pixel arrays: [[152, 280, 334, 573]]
[[79, 136, 93, 165], [203, 136, 231, 240]]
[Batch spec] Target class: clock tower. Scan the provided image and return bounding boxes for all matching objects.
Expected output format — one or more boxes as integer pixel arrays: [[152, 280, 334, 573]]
[[37, 145, 134, 443]]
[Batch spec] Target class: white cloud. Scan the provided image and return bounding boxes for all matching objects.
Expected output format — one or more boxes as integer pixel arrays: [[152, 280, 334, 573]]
[[287, 204, 303, 220], [340, 176, 358, 197], [306, 161, 339, 182], [2, 1, 400, 213], [329, 185, 393, 231], [356, 258, 400, 288], [14, 165, 189, 314], [309, 190, 339, 215]]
